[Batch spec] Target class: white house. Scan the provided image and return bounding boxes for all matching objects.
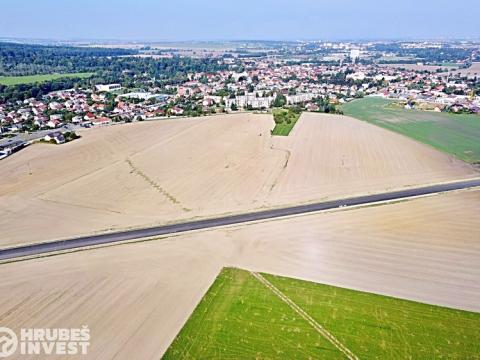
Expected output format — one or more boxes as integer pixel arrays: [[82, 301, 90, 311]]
[[47, 119, 61, 128], [72, 115, 83, 124], [44, 132, 65, 144], [91, 117, 112, 126]]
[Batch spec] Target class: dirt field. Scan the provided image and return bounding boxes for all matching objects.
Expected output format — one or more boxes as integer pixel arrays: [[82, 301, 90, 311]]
[[448, 62, 480, 78], [268, 113, 477, 204], [379, 62, 480, 78], [0, 113, 477, 247], [0, 189, 478, 359], [379, 63, 456, 72]]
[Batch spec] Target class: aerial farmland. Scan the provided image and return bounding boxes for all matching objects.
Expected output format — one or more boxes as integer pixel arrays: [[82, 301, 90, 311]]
[[0, 108, 479, 358], [0, 113, 477, 247], [0, 187, 478, 358], [0, 17, 479, 357]]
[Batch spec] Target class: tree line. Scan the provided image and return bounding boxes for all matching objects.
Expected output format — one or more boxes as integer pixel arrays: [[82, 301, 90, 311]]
[[0, 42, 227, 102]]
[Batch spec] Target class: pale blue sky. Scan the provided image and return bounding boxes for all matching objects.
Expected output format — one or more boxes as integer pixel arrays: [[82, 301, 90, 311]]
[[1, 0, 479, 41]]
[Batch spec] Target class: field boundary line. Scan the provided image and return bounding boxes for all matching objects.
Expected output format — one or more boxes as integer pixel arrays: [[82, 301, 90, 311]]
[[251, 271, 359, 360]]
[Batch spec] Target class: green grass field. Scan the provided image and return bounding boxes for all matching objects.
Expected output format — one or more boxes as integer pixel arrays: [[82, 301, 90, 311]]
[[163, 268, 480, 359], [378, 56, 420, 62], [271, 109, 301, 136], [342, 97, 480, 164], [0, 72, 94, 86]]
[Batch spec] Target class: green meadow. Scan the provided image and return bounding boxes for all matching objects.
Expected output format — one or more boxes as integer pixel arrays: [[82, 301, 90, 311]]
[[342, 97, 480, 164], [0, 72, 94, 86]]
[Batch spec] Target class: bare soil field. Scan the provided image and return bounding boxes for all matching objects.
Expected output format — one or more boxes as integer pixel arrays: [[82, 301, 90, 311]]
[[380, 62, 480, 78], [448, 62, 480, 78], [379, 63, 456, 72], [0, 113, 477, 247], [267, 112, 477, 204], [0, 189, 478, 359]]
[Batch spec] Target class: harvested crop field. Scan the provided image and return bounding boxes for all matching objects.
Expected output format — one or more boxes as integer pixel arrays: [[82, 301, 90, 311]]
[[378, 63, 457, 72], [0, 113, 477, 247], [448, 62, 480, 78], [379, 62, 480, 78], [0, 189, 479, 358]]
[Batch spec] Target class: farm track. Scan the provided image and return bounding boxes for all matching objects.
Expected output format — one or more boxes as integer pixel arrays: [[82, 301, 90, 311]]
[[251, 271, 359, 360]]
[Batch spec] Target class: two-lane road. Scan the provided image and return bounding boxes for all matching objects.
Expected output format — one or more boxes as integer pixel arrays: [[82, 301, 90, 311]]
[[1, 178, 479, 261]]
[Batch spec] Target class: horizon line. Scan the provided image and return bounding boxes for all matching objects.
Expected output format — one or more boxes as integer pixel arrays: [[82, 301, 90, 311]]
[[1, 36, 480, 44]]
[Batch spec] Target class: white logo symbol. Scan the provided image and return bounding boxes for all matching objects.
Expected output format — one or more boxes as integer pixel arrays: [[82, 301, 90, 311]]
[[0, 327, 17, 358]]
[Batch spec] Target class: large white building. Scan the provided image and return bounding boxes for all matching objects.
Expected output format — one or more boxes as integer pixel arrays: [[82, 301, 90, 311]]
[[225, 94, 276, 109], [95, 84, 122, 92], [286, 93, 314, 105], [350, 49, 361, 62], [346, 72, 366, 81]]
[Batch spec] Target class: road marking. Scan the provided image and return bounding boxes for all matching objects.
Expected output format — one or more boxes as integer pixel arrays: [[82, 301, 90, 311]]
[[251, 271, 359, 360]]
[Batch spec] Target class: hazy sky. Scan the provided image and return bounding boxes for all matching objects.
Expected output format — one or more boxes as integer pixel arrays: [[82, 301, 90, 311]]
[[1, 0, 479, 41]]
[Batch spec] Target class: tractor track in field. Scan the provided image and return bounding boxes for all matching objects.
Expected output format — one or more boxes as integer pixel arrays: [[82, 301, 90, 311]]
[[251, 271, 360, 360]]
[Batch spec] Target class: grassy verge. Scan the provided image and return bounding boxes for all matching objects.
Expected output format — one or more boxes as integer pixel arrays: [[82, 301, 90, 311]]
[[271, 109, 301, 136], [342, 97, 480, 164], [0, 73, 94, 86], [163, 268, 480, 359]]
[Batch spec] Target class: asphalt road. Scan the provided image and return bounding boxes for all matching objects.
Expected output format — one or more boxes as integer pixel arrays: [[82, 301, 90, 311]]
[[1, 178, 479, 261]]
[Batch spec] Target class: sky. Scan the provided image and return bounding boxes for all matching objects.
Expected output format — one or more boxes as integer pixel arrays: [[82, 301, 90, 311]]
[[1, 0, 479, 41]]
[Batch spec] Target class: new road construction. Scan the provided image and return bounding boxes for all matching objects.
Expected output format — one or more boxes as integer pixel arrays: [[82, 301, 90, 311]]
[[1, 178, 479, 261]]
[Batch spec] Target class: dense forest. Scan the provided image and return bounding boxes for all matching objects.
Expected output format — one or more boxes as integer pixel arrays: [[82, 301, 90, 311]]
[[0, 42, 136, 75], [0, 42, 228, 102]]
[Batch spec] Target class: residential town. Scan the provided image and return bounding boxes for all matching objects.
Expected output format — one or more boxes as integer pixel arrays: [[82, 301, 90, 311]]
[[1, 48, 479, 158]]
